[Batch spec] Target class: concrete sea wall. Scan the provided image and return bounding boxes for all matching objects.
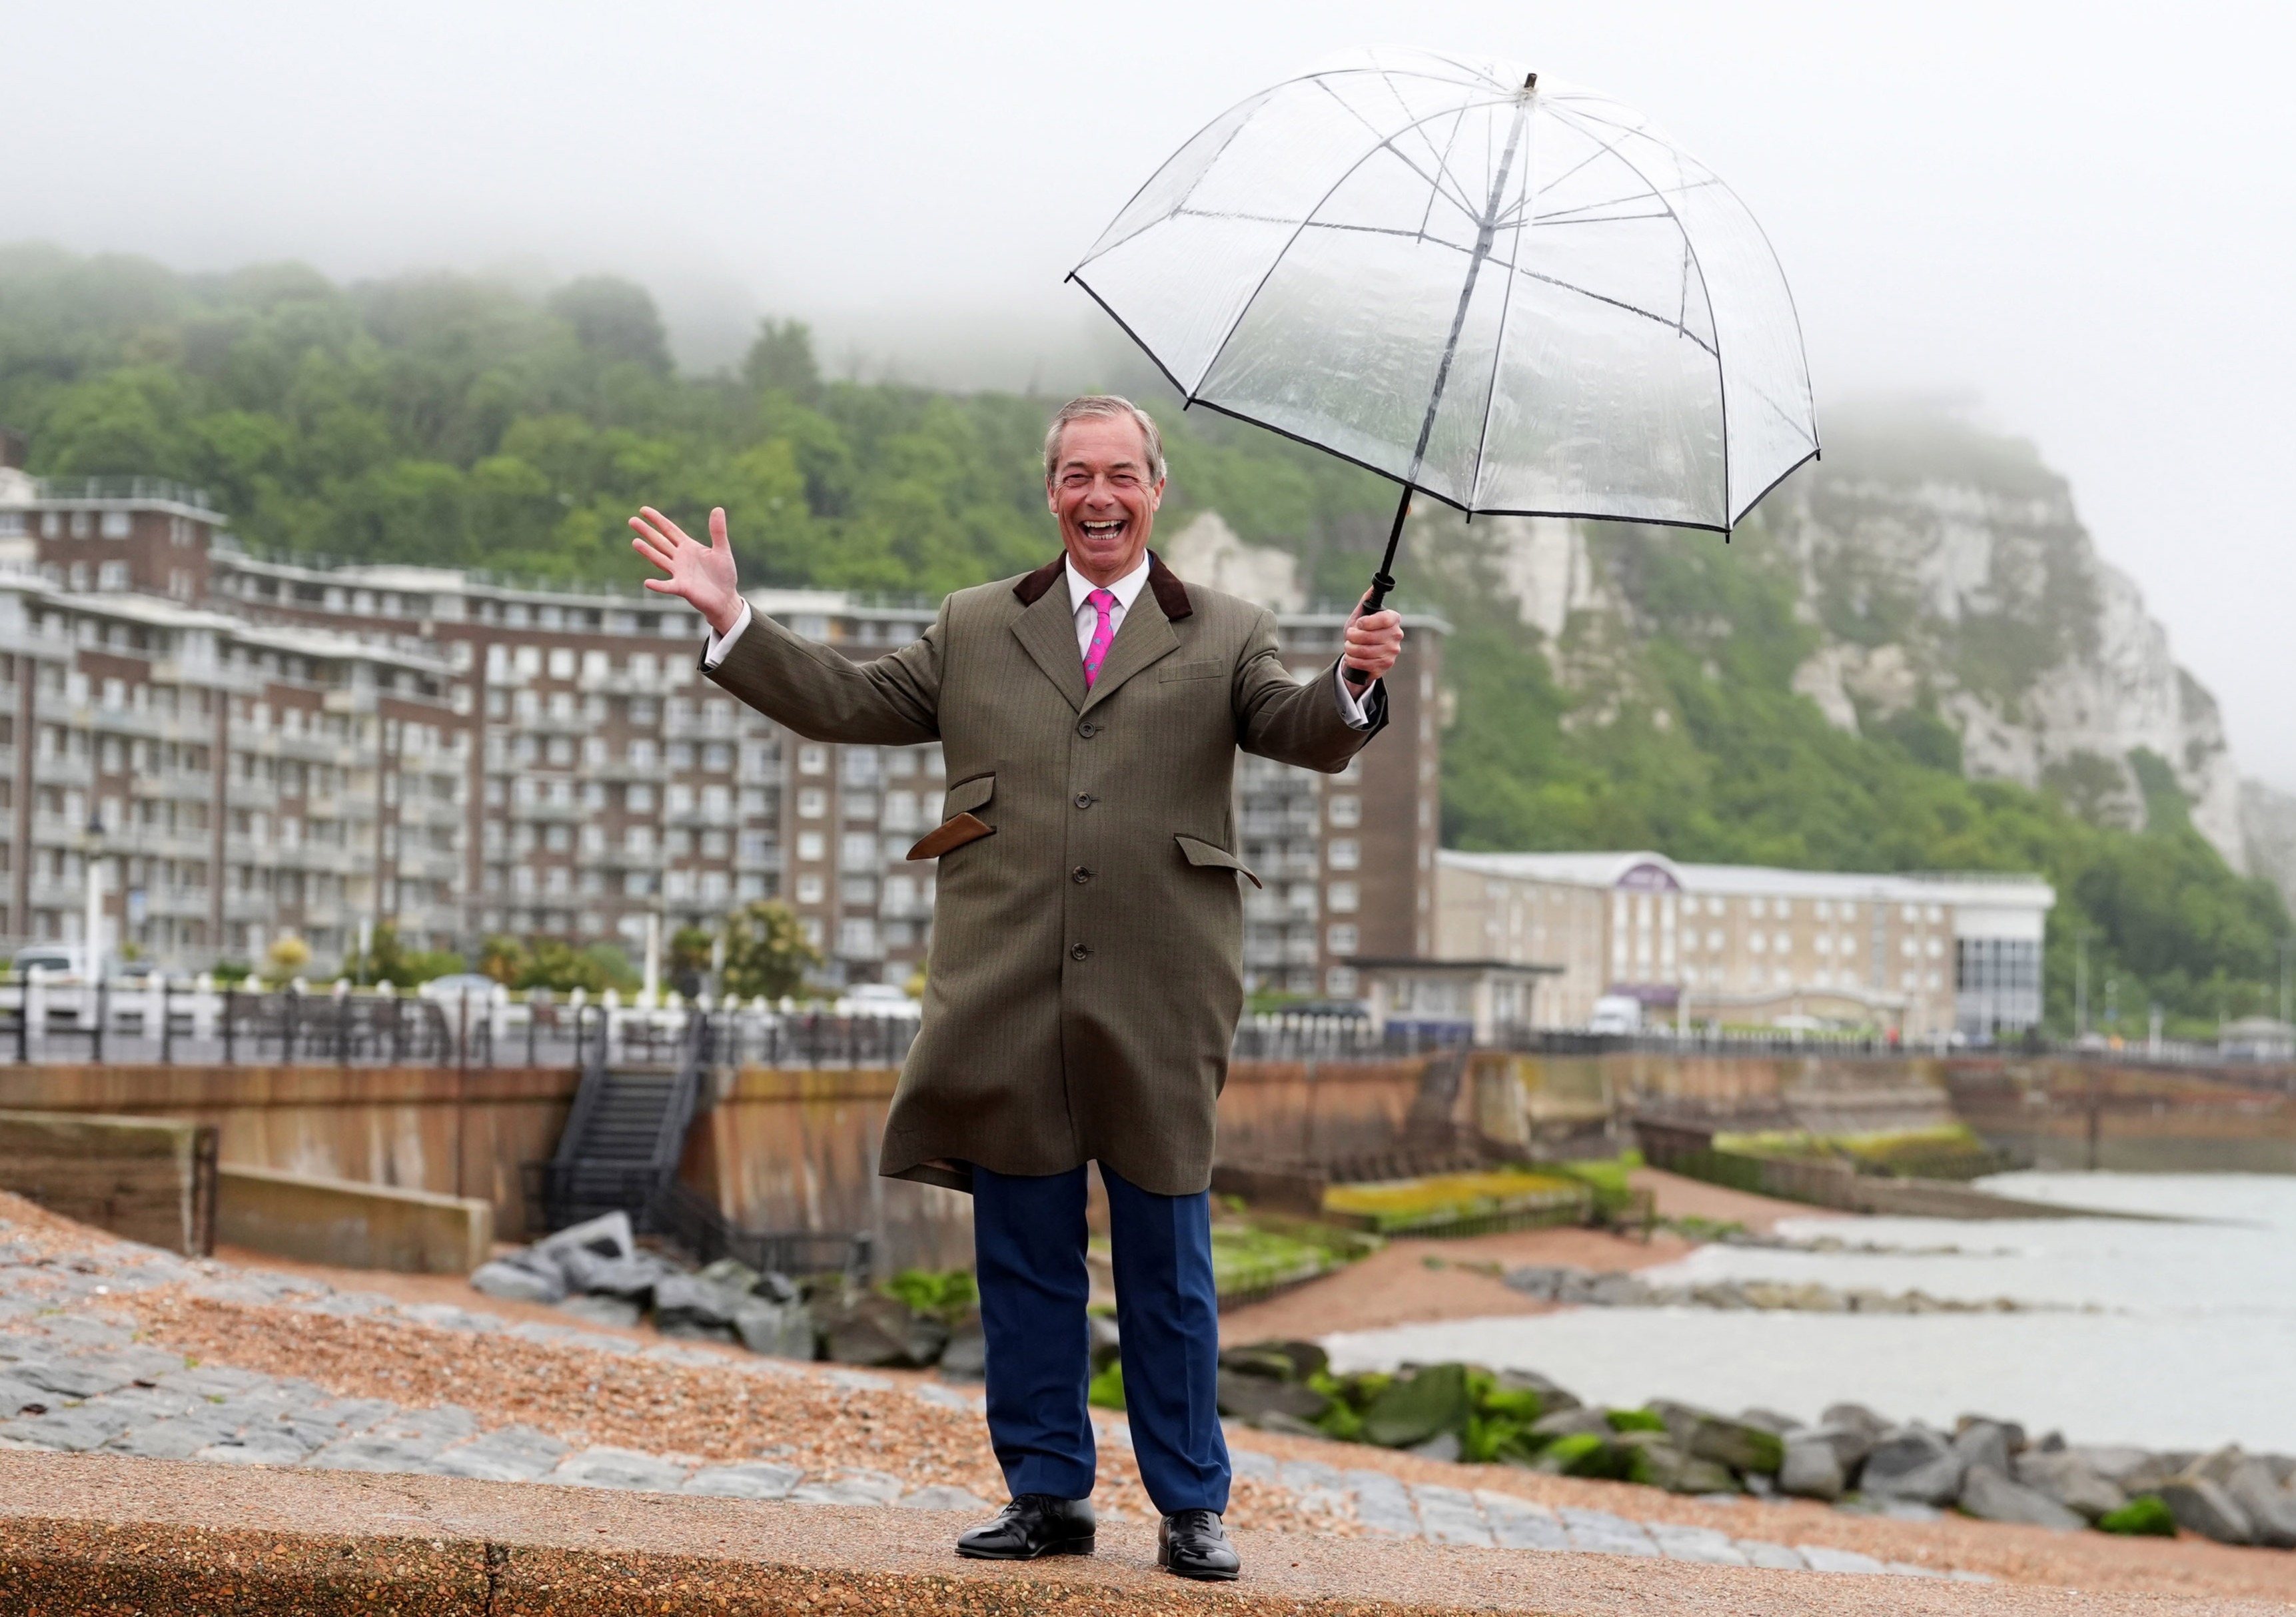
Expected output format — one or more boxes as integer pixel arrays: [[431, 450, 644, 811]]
[[1, 1051, 2287, 1273], [0, 1063, 575, 1241]]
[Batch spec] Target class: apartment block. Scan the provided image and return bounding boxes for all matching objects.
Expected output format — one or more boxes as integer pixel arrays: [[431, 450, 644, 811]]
[[1436, 850, 2053, 1039], [0, 463, 1447, 991]]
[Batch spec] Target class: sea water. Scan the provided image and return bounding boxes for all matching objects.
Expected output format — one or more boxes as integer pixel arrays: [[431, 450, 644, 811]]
[[1321, 1171, 2296, 1453]]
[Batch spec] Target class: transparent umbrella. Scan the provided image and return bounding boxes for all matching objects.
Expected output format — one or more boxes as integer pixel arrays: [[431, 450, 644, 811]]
[[1070, 46, 1819, 615]]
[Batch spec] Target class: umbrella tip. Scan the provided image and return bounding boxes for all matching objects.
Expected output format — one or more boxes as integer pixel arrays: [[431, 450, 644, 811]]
[[1523, 71, 1538, 91]]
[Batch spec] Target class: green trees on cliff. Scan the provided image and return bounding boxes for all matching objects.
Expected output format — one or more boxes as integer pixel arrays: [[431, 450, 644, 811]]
[[1, 245, 2283, 1033]]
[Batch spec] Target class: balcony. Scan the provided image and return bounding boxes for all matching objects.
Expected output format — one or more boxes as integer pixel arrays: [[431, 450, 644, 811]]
[[273, 843, 358, 875], [130, 776, 217, 810], [507, 798, 580, 823], [28, 754, 93, 790], [111, 828, 215, 862], [144, 886, 212, 920], [504, 710, 592, 738], [29, 877, 81, 909]]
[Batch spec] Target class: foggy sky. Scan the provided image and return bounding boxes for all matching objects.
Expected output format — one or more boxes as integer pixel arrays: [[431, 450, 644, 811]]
[[11, 1, 2295, 789]]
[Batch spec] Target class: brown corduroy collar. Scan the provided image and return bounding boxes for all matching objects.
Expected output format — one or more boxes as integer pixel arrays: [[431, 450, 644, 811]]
[[1011, 551, 1193, 620]]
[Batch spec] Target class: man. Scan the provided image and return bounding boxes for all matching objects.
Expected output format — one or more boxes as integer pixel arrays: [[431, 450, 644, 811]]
[[631, 395, 1403, 1581]]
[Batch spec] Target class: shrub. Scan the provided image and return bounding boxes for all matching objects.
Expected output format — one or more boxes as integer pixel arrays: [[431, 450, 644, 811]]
[[2097, 1494, 2178, 1537], [881, 1267, 977, 1323], [1606, 1406, 1668, 1433]]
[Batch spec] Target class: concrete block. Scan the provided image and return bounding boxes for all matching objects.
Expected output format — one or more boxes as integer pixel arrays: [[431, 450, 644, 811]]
[[0, 1110, 214, 1254], [216, 1165, 492, 1275]]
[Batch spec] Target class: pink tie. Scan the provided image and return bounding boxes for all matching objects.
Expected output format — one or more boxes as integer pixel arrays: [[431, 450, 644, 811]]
[[1082, 588, 1117, 688]]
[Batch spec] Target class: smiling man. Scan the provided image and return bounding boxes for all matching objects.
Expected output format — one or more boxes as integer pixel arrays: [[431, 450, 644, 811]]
[[632, 394, 1402, 1581]]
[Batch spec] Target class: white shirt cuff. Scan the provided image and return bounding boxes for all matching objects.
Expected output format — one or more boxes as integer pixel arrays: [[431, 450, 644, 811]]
[[1333, 664, 1375, 729], [700, 600, 754, 669]]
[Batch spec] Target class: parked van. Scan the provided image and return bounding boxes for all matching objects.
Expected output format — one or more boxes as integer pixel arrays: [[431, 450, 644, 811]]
[[1587, 995, 1643, 1035]]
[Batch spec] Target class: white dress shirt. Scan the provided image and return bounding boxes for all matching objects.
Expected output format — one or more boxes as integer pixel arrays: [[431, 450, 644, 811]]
[[702, 554, 1375, 727]]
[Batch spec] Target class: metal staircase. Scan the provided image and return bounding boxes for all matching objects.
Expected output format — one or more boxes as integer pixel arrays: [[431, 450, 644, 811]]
[[523, 1011, 712, 1233], [519, 1009, 873, 1283]]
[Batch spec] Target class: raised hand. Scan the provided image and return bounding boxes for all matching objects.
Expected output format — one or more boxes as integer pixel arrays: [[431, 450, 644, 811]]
[[630, 506, 744, 636], [1342, 590, 1405, 686]]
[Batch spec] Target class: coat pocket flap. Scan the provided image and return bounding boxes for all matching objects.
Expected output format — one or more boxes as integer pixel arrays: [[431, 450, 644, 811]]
[[1157, 659, 1227, 683], [1174, 834, 1263, 889], [907, 812, 994, 861], [943, 773, 995, 815]]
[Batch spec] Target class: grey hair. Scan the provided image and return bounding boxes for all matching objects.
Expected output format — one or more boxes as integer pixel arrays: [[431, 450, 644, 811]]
[[1042, 394, 1165, 484]]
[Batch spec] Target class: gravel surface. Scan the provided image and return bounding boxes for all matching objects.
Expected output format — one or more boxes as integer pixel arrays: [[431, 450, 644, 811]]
[[5, 1191, 2295, 1606]]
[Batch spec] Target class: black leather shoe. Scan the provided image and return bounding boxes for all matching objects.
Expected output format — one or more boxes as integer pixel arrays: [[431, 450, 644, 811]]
[[955, 1494, 1096, 1560], [1157, 1508, 1240, 1581]]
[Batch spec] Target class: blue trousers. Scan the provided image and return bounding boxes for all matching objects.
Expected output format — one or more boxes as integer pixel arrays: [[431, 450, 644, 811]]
[[969, 1161, 1229, 1515]]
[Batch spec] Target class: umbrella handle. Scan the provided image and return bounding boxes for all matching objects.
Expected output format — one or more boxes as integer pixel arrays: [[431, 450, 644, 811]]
[[1344, 486, 1412, 688]]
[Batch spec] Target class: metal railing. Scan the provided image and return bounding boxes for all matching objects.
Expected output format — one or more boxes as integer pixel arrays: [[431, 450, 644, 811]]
[[0, 973, 935, 1071]]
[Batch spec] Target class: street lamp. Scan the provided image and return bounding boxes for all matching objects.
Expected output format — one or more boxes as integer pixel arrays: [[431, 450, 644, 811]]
[[2074, 925, 2093, 1040], [77, 812, 107, 982]]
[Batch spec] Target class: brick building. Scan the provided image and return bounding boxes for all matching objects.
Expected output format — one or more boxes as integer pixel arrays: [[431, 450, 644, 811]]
[[0, 464, 1446, 992]]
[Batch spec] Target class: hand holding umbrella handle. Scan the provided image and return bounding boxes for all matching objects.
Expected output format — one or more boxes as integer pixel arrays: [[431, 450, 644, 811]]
[[1344, 485, 1411, 688]]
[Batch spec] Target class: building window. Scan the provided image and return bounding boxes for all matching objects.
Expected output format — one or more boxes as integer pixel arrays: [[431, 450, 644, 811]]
[[1327, 923, 1359, 955], [1327, 837, 1359, 871], [796, 831, 825, 861], [796, 873, 826, 903], [101, 510, 131, 538], [1327, 794, 1361, 828], [798, 746, 828, 775], [840, 832, 878, 871], [838, 918, 879, 957], [1327, 881, 1359, 914], [797, 790, 826, 819], [97, 562, 129, 591]]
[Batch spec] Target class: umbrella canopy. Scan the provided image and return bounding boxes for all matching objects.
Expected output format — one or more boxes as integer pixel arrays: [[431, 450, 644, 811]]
[[1070, 46, 1818, 536]]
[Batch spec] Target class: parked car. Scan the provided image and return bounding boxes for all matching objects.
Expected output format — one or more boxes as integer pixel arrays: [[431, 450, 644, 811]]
[[835, 983, 922, 1019], [418, 973, 506, 1004], [9, 946, 85, 981]]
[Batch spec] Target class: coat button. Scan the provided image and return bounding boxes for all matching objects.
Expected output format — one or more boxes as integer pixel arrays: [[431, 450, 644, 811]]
[[1071, 943, 1092, 961], [1077, 720, 1097, 738], [1073, 792, 1095, 809], [1072, 867, 1092, 884]]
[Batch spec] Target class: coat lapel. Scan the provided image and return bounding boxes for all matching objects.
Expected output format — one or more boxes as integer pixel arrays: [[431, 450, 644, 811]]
[[1010, 569, 1088, 713]]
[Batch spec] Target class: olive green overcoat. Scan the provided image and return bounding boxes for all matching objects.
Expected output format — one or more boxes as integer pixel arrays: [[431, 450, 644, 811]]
[[704, 552, 1387, 1196]]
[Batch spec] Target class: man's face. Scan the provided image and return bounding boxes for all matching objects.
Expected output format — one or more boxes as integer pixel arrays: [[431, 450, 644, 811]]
[[1046, 414, 1163, 583]]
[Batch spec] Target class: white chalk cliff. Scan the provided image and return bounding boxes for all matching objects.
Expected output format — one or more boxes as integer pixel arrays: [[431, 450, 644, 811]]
[[1175, 405, 2292, 903]]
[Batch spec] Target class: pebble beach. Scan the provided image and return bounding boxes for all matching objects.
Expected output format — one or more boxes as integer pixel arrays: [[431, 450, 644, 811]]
[[5, 1188, 2296, 1606]]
